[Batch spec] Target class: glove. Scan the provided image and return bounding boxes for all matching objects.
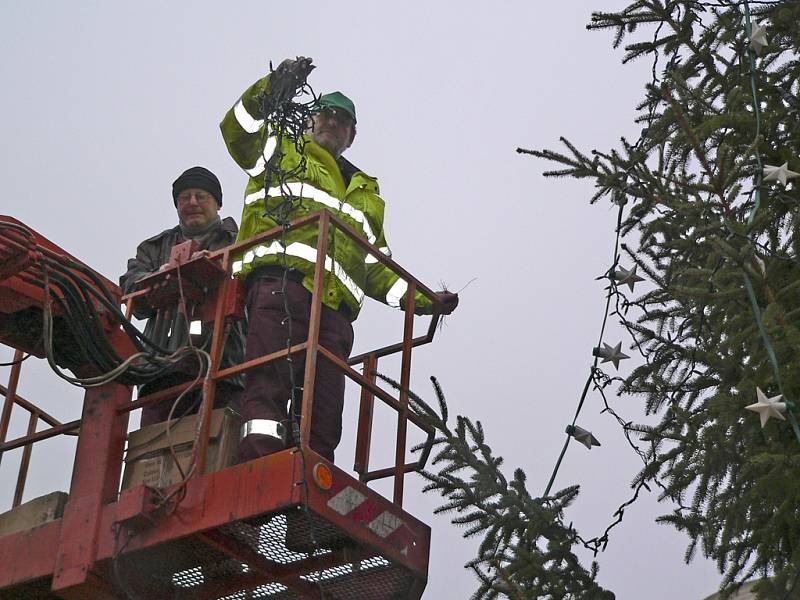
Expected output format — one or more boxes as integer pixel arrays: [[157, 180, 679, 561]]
[[269, 56, 315, 105], [436, 291, 459, 315]]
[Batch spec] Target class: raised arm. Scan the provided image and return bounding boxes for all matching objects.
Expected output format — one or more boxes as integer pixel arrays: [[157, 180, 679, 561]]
[[220, 57, 315, 175]]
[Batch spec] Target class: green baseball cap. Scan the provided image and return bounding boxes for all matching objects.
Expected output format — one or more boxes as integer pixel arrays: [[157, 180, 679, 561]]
[[315, 91, 357, 123]]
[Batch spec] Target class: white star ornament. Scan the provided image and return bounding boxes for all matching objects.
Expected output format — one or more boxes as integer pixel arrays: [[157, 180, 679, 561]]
[[613, 265, 645, 292], [745, 387, 787, 428], [749, 22, 768, 55], [593, 342, 630, 370], [763, 163, 800, 186]]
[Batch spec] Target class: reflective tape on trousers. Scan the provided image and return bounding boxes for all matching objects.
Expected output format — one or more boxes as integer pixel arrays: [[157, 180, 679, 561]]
[[241, 419, 285, 441]]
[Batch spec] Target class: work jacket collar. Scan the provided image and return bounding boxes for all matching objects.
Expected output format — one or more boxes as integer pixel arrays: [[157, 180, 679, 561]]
[[303, 135, 377, 195]]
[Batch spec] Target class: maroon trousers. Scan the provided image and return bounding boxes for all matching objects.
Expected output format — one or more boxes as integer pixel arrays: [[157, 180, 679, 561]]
[[238, 277, 354, 462], [140, 375, 240, 428]]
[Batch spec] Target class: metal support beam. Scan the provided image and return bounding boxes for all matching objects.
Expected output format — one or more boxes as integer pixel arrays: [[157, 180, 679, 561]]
[[52, 382, 130, 597], [354, 354, 377, 479], [394, 283, 416, 506], [300, 211, 330, 448], [0, 349, 23, 469], [12, 411, 37, 507]]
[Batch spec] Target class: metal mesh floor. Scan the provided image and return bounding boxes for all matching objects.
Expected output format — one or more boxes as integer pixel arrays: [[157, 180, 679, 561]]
[[1, 507, 422, 599], [109, 507, 418, 599], [0, 577, 58, 600]]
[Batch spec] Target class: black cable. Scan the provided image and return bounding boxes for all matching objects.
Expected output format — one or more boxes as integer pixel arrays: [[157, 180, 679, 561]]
[[29, 249, 173, 356], [256, 59, 330, 596], [0, 353, 31, 367], [57, 256, 174, 355], [33, 257, 198, 387], [39, 260, 120, 372]]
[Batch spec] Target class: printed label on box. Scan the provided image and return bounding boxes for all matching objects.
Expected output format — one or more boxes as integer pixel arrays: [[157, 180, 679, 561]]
[[140, 455, 164, 488], [171, 446, 194, 482]]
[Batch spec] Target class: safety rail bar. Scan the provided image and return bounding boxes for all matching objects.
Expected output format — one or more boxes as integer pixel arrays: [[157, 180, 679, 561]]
[[123, 209, 442, 506], [0, 209, 440, 510], [0, 210, 442, 508], [0, 214, 127, 512], [0, 349, 80, 509]]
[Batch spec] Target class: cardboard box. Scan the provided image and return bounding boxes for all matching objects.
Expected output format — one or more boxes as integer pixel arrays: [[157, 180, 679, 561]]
[[0, 491, 68, 537], [122, 407, 241, 490]]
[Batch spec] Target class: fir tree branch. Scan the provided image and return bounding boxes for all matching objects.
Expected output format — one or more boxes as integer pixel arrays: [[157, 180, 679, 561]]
[[376, 373, 615, 599]]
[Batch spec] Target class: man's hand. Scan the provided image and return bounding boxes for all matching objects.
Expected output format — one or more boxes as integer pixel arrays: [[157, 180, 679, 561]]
[[190, 249, 212, 260], [270, 56, 315, 105], [275, 56, 315, 82], [436, 291, 459, 315]]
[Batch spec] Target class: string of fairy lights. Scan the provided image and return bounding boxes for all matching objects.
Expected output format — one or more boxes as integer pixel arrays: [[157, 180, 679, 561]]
[[739, 4, 800, 441], [521, 0, 798, 561], [254, 60, 333, 599], [522, 6, 685, 551]]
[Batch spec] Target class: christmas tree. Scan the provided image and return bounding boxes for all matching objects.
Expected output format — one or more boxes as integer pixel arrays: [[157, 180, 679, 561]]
[[406, 1, 800, 598]]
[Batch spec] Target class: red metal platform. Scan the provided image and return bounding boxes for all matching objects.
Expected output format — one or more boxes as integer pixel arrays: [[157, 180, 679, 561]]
[[0, 448, 430, 599], [0, 211, 443, 599]]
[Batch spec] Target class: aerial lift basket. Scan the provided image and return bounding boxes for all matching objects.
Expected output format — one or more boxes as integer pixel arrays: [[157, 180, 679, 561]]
[[0, 211, 443, 600]]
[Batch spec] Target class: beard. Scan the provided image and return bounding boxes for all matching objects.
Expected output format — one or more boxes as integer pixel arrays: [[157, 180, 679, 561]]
[[308, 128, 349, 158]]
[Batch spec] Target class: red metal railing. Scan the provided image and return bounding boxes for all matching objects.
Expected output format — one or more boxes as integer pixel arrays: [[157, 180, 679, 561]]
[[0, 209, 442, 599], [0, 349, 80, 508], [122, 209, 442, 506], [0, 208, 442, 510]]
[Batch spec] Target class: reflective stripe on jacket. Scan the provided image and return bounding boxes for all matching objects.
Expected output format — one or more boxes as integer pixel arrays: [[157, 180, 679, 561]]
[[220, 74, 433, 320]]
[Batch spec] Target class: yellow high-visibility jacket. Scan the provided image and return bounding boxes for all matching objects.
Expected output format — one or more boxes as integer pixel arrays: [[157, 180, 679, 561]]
[[220, 74, 432, 320]]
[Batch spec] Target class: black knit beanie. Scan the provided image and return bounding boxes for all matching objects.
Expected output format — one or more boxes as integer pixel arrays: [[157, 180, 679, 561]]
[[172, 166, 223, 207]]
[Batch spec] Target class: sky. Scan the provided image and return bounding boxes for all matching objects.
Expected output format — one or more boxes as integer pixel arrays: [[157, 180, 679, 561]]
[[0, 2, 723, 598]]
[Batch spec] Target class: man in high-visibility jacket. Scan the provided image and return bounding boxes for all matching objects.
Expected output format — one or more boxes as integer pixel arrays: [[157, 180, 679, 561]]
[[221, 58, 458, 463]]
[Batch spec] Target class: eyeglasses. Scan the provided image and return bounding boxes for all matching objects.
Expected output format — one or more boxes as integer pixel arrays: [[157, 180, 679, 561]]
[[315, 107, 354, 126], [177, 191, 214, 205]]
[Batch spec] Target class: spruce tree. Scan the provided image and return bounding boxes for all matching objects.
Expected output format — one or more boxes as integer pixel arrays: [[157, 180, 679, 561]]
[[526, 1, 800, 597], [402, 1, 800, 598]]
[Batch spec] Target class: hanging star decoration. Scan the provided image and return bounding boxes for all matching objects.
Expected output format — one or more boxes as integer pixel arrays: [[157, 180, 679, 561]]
[[593, 342, 629, 370], [748, 21, 768, 56], [612, 265, 645, 292], [763, 163, 800, 186], [566, 425, 601, 450], [752, 254, 766, 277], [745, 387, 787, 428]]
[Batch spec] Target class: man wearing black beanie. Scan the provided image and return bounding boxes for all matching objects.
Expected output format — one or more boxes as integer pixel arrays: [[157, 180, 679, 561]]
[[172, 166, 224, 206], [120, 166, 245, 426], [171, 166, 225, 238]]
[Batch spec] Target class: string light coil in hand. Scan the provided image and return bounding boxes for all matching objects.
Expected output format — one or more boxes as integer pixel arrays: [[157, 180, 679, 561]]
[[268, 56, 315, 107]]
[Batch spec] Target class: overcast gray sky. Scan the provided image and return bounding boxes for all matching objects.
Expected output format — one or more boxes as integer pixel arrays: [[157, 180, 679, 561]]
[[0, 2, 723, 598]]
